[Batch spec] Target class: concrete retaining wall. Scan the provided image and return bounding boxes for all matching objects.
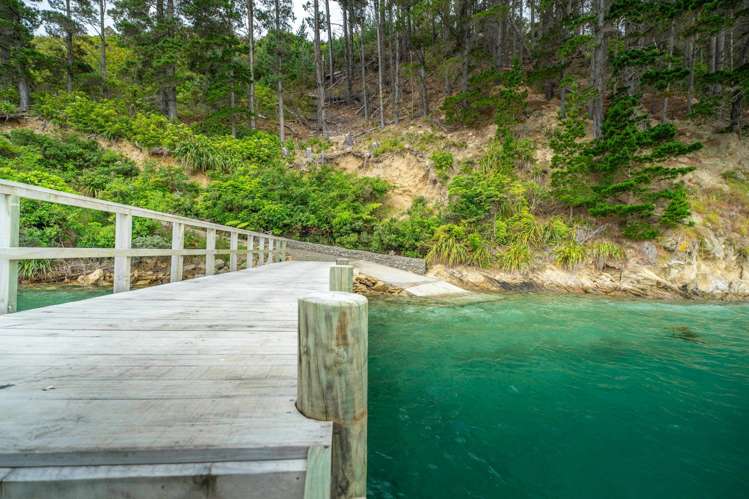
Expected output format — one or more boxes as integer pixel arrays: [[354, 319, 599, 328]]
[[285, 240, 426, 275]]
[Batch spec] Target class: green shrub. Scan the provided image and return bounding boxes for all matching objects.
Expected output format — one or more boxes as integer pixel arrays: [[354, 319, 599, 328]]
[[554, 241, 587, 269], [589, 241, 625, 270], [431, 151, 454, 181], [426, 224, 470, 266], [467, 232, 493, 268], [507, 208, 544, 246], [497, 242, 532, 272], [371, 198, 440, 257], [372, 137, 404, 157], [543, 217, 571, 244]]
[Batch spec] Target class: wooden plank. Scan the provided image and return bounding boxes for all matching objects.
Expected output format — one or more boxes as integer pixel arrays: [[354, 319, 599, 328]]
[[0, 193, 19, 314], [113, 213, 132, 293], [1, 459, 306, 499], [303, 446, 332, 499], [0, 261, 334, 471]]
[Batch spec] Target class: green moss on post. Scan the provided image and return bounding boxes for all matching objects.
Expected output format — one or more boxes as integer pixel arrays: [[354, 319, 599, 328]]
[[329, 264, 354, 293], [297, 292, 368, 499]]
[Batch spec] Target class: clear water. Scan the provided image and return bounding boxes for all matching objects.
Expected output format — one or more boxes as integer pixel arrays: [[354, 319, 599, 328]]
[[14, 289, 749, 497], [368, 295, 749, 499], [17, 286, 110, 312]]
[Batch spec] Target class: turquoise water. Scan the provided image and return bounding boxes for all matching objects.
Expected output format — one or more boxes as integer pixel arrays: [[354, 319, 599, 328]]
[[14, 289, 749, 497], [368, 295, 749, 499], [17, 286, 110, 311]]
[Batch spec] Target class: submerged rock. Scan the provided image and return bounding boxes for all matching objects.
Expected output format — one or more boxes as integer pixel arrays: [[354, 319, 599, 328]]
[[670, 326, 704, 344]]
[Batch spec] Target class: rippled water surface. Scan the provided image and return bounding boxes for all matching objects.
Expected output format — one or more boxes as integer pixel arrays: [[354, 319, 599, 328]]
[[17, 286, 110, 311], [368, 295, 749, 499]]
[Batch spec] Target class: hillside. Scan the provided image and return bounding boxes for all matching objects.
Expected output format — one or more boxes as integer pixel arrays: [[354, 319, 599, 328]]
[[4, 82, 748, 300]]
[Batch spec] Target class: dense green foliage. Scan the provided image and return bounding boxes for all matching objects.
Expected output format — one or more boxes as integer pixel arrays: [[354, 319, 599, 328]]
[[0, 129, 393, 253], [551, 92, 702, 239]]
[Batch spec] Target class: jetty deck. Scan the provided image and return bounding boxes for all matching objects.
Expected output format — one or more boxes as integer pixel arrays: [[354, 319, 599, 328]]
[[0, 262, 333, 498]]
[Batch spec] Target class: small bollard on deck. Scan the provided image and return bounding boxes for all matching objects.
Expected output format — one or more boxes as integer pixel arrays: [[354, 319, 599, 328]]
[[297, 292, 368, 499], [329, 262, 354, 293]]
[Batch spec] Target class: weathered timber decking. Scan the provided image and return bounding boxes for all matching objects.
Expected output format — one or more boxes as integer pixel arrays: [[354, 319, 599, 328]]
[[0, 261, 334, 498]]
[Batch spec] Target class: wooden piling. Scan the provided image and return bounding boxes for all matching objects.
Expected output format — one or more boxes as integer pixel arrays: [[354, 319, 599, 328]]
[[329, 264, 354, 293], [0, 194, 19, 314], [297, 292, 368, 499]]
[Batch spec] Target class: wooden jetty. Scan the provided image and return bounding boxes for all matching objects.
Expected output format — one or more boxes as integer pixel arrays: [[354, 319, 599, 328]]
[[0, 180, 369, 499]]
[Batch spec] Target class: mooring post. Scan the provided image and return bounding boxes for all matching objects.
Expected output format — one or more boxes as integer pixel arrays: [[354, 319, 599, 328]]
[[297, 292, 368, 499], [330, 262, 354, 293], [113, 212, 132, 293], [0, 194, 19, 314]]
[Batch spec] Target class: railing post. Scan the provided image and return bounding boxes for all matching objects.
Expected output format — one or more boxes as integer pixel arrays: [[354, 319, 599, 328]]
[[170, 222, 184, 283], [297, 292, 368, 499], [247, 234, 254, 269], [0, 194, 19, 314], [268, 238, 275, 263], [205, 228, 216, 276], [229, 231, 239, 272], [113, 212, 132, 293], [258, 237, 265, 266], [281, 240, 287, 261], [330, 263, 354, 292]]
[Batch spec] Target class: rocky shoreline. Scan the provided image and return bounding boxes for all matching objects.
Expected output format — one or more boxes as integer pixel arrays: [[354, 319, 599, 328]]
[[429, 260, 749, 302], [23, 252, 749, 302]]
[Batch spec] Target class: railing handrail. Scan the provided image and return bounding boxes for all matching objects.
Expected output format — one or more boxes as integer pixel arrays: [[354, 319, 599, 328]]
[[0, 178, 266, 237], [0, 179, 288, 314]]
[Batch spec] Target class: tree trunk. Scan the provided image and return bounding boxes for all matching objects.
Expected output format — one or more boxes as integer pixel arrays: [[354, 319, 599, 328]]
[[343, 3, 353, 101], [460, 0, 471, 93], [687, 36, 695, 114], [324, 0, 334, 84], [661, 20, 675, 122], [65, 0, 73, 92], [590, 0, 607, 139], [729, 19, 749, 133], [375, 0, 386, 127], [417, 48, 428, 116], [313, 0, 327, 134], [359, 13, 369, 120], [99, 0, 107, 96], [393, 7, 401, 125], [166, 0, 177, 121], [247, 0, 256, 129], [18, 74, 30, 112], [230, 83, 237, 138], [274, 0, 285, 141]]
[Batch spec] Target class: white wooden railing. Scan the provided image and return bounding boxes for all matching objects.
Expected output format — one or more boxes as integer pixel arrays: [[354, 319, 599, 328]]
[[0, 179, 287, 314]]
